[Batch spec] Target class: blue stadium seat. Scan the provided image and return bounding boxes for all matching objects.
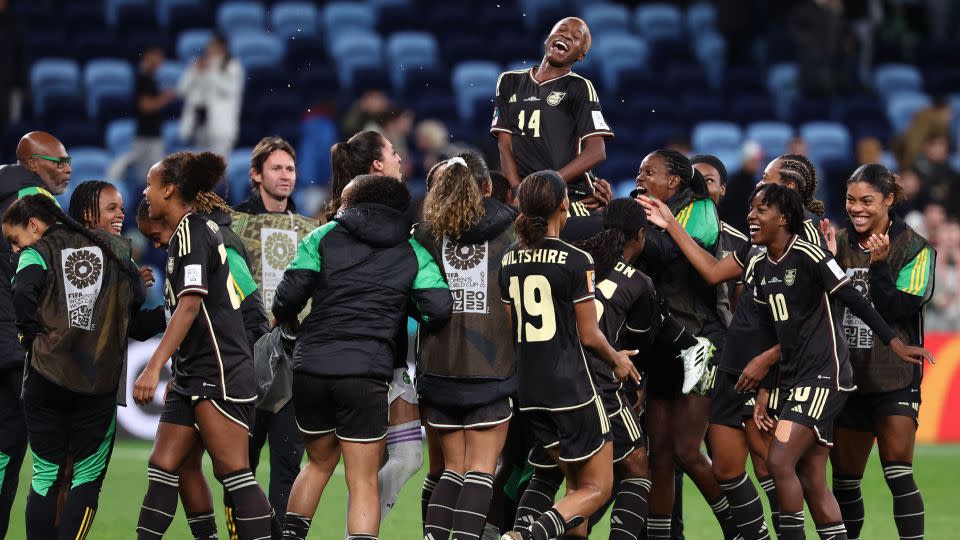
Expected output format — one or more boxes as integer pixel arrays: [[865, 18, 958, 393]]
[[368, 0, 412, 11], [519, 0, 563, 32], [68, 147, 111, 181], [162, 120, 187, 153], [634, 3, 683, 43], [217, 1, 265, 36], [745, 122, 793, 157], [329, 31, 384, 90], [873, 63, 924, 99], [681, 95, 727, 123], [692, 121, 742, 154], [271, 2, 319, 39], [157, 0, 201, 28], [106, 119, 136, 156], [582, 4, 631, 33], [116, 3, 159, 33], [452, 61, 501, 123], [767, 62, 799, 119], [886, 92, 932, 134], [386, 32, 439, 92], [230, 31, 285, 71], [167, 4, 214, 32], [694, 32, 726, 90], [708, 149, 743, 176], [84, 59, 135, 119], [799, 121, 851, 164], [730, 94, 775, 125], [323, 2, 376, 43], [592, 34, 648, 93], [155, 61, 184, 91], [686, 2, 717, 33], [226, 147, 254, 202], [177, 29, 214, 61], [30, 58, 81, 117], [508, 60, 538, 72], [106, 0, 149, 28]]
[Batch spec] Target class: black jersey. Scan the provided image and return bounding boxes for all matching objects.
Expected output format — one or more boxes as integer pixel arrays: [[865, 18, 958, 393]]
[[718, 242, 776, 374], [164, 213, 256, 402], [802, 211, 826, 247], [753, 236, 855, 390], [559, 200, 604, 243], [490, 68, 613, 186], [498, 237, 598, 411]]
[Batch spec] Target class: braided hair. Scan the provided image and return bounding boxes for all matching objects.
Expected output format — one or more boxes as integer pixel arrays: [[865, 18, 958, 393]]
[[4, 194, 139, 280], [776, 153, 824, 216], [68, 180, 113, 228], [193, 191, 233, 215], [158, 151, 226, 204], [576, 198, 647, 280], [650, 149, 709, 197]]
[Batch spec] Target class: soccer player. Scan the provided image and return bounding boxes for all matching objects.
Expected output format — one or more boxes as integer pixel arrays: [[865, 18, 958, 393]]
[[415, 156, 518, 540], [826, 164, 934, 540], [4, 194, 144, 539], [498, 170, 639, 540], [759, 153, 827, 247], [133, 152, 273, 540], [0, 130, 71, 536], [491, 17, 613, 198], [745, 183, 931, 540], [272, 174, 451, 540]]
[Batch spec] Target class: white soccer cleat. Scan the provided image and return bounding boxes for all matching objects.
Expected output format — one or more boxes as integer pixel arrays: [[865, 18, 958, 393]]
[[680, 336, 713, 394]]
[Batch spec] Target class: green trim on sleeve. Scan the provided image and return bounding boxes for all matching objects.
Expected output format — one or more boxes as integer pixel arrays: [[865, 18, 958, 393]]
[[896, 246, 933, 296], [226, 247, 258, 299], [17, 186, 60, 206], [16, 248, 47, 273], [287, 221, 338, 273], [677, 198, 719, 249], [409, 237, 449, 290]]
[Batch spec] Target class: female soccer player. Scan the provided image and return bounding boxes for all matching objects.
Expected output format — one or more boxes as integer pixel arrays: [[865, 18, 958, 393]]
[[498, 170, 639, 540], [4, 194, 144, 539], [759, 153, 827, 246], [414, 156, 518, 540], [68, 180, 125, 236], [826, 164, 933, 540], [133, 152, 273, 540], [745, 183, 930, 540]]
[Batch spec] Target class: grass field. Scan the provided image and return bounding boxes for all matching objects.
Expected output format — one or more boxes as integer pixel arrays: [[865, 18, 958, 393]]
[[7, 440, 959, 538]]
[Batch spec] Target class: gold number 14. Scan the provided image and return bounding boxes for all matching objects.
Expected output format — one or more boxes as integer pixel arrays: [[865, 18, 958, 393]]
[[518, 109, 541, 138]]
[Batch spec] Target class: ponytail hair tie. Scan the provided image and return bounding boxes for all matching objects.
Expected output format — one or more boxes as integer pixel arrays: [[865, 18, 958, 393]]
[[446, 156, 467, 168]]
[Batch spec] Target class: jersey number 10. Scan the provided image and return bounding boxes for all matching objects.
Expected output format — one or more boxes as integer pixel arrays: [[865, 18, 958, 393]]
[[768, 293, 789, 322], [508, 275, 556, 342], [517, 110, 542, 138]]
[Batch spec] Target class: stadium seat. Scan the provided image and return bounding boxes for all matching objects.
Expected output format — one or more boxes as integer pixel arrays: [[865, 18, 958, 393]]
[[692, 121, 743, 154], [106, 0, 149, 28], [767, 62, 799, 119], [177, 29, 214, 61], [285, 35, 327, 71], [106, 119, 136, 156], [156, 0, 201, 28], [386, 32, 440, 92], [519, 0, 563, 32], [217, 1, 266, 36], [230, 31, 285, 71], [57, 122, 104, 149], [323, 2, 376, 43], [886, 92, 932, 134], [507, 60, 538, 72], [68, 147, 111, 181], [592, 34, 648, 93], [155, 62, 185, 91], [71, 34, 125, 64], [694, 32, 726, 90], [84, 59, 135, 119], [745, 122, 793, 157], [116, 3, 159, 33], [799, 121, 851, 164], [729, 94, 775, 125], [681, 95, 727, 123], [634, 3, 684, 43], [789, 97, 833, 125], [162, 120, 187, 153], [271, 2, 319, 40], [329, 31, 384, 90], [30, 58, 81, 117], [873, 63, 924, 99], [582, 4, 631, 33], [709, 149, 743, 175], [451, 61, 501, 123], [686, 2, 717, 33], [226, 147, 255, 200], [167, 4, 214, 31]]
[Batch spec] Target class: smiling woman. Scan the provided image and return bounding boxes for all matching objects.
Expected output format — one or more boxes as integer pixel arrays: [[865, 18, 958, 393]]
[[69, 181, 125, 236]]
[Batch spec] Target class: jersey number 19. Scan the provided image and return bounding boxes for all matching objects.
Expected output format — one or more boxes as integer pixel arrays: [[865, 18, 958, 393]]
[[508, 275, 556, 342]]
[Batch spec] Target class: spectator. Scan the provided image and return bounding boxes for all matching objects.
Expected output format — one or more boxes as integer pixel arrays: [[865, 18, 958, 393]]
[[897, 168, 928, 216], [928, 219, 960, 330], [340, 89, 391, 137], [856, 136, 884, 165], [234, 136, 298, 214], [414, 119, 450, 173], [788, 135, 808, 157], [0, 0, 26, 127], [489, 170, 515, 206], [893, 97, 952, 169], [718, 141, 763, 231], [107, 47, 175, 184], [788, 0, 844, 96], [378, 108, 415, 181], [914, 133, 958, 204], [177, 34, 244, 157]]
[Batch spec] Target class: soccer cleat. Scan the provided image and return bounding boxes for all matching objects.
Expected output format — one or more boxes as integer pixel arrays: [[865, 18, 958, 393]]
[[500, 531, 527, 540], [679, 336, 713, 394]]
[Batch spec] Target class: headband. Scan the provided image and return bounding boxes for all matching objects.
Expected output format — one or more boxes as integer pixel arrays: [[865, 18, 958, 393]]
[[529, 169, 566, 207]]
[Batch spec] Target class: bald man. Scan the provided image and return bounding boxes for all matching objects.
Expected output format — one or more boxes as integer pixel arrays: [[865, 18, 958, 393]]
[[0, 130, 68, 536], [491, 16, 613, 200]]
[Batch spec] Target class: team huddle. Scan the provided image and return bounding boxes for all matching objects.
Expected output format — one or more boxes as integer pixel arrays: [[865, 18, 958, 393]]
[[0, 14, 937, 540]]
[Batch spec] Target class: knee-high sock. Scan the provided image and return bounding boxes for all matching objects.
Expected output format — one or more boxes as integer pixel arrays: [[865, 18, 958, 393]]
[[451, 471, 495, 540], [137, 463, 180, 539], [218, 469, 273, 540], [779, 510, 805, 540], [378, 420, 423, 521], [832, 475, 863, 540], [815, 521, 848, 540], [424, 470, 464, 539], [757, 475, 780, 537], [282, 512, 311, 540], [646, 514, 671, 539], [421, 474, 440, 527], [513, 471, 561, 531], [59, 483, 105, 540], [525, 508, 583, 540], [882, 462, 924, 540], [719, 473, 770, 540], [609, 477, 651, 539], [186, 511, 218, 540], [708, 495, 743, 540]]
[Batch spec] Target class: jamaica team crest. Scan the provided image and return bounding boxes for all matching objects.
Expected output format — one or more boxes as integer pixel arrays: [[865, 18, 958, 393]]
[[546, 91, 566, 106]]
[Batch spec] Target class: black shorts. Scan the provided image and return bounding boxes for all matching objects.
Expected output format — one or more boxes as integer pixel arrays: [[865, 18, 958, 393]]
[[639, 344, 682, 401], [426, 397, 513, 429], [160, 390, 255, 432], [606, 391, 645, 463], [836, 383, 921, 432], [292, 373, 388, 442], [708, 369, 753, 428], [777, 385, 848, 447], [525, 396, 612, 467]]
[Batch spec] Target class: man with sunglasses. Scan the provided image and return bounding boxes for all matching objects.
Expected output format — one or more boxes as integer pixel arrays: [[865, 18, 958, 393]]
[[0, 130, 70, 536]]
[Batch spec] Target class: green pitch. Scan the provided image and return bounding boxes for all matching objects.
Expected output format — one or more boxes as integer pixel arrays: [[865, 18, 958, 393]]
[[8, 441, 958, 538]]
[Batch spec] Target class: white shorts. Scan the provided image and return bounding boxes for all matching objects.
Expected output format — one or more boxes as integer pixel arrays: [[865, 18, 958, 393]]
[[388, 367, 418, 405]]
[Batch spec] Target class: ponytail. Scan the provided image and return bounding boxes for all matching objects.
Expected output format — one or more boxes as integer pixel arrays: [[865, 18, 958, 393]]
[[846, 163, 906, 204], [576, 198, 648, 280], [423, 157, 485, 241], [158, 151, 226, 204], [326, 131, 387, 220], [776, 153, 824, 216], [515, 171, 565, 248]]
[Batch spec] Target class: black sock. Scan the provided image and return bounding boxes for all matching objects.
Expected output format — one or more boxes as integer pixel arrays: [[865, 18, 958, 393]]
[[422, 474, 440, 526], [832, 474, 863, 540], [529, 508, 582, 540], [451, 471, 495, 540], [424, 470, 464, 539], [815, 521, 848, 540], [59, 482, 105, 540], [719, 473, 770, 540], [281, 512, 311, 540], [186, 511, 218, 539], [513, 471, 561, 531], [757, 474, 780, 537], [609, 477, 650, 539], [708, 495, 742, 539], [137, 463, 180, 539], [882, 461, 924, 540], [218, 469, 273, 540], [779, 510, 805, 540], [647, 514, 671, 539], [223, 491, 239, 540], [347, 535, 377, 539]]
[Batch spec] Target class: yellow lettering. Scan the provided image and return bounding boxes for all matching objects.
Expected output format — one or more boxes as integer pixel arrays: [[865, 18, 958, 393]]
[[557, 252, 568, 265], [547, 250, 558, 264]]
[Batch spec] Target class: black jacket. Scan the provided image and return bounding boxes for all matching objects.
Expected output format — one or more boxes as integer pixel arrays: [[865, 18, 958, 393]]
[[233, 190, 298, 215], [272, 203, 452, 379]]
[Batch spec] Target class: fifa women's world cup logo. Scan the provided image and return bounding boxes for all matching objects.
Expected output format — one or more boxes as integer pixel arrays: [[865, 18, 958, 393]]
[[62, 247, 105, 330]]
